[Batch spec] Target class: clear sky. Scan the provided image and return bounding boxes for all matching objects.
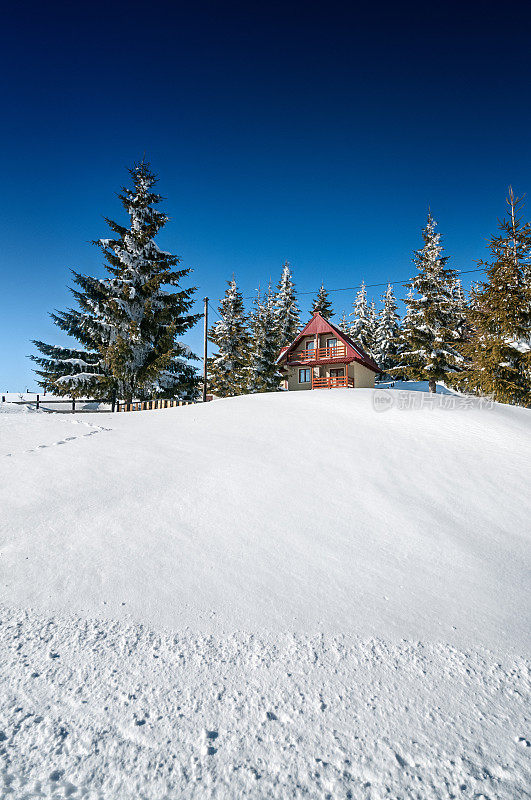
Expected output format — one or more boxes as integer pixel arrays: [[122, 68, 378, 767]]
[[1, 1, 530, 389]]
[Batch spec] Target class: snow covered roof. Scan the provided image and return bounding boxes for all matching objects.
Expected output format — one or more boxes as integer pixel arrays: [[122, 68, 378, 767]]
[[277, 312, 380, 373]]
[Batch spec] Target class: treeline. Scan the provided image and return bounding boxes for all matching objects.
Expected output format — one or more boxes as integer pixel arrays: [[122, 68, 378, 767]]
[[31, 160, 531, 408], [210, 190, 531, 405]]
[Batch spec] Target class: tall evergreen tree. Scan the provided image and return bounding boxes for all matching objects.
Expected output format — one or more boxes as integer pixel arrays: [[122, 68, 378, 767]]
[[338, 310, 350, 334], [391, 212, 463, 392], [275, 261, 300, 347], [368, 299, 377, 355], [373, 283, 400, 374], [32, 162, 200, 401], [349, 281, 373, 353], [208, 279, 251, 396], [311, 284, 334, 318], [453, 189, 531, 405], [249, 285, 283, 393], [449, 278, 470, 339]]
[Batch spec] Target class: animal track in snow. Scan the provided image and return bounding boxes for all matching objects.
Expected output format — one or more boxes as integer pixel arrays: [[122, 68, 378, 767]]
[[201, 729, 219, 756], [5, 419, 112, 457]]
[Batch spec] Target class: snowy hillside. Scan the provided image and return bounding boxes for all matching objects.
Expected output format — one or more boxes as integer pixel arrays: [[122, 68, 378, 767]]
[[1, 389, 530, 798]]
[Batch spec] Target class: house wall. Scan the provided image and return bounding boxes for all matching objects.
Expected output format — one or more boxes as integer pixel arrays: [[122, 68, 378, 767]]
[[296, 334, 318, 352], [321, 364, 346, 378], [286, 367, 313, 390], [295, 333, 340, 352], [353, 362, 376, 388], [284, 362, 375, 389]]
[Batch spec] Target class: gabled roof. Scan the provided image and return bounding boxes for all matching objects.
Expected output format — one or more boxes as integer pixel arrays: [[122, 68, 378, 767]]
[[277, 312, 380, 373]]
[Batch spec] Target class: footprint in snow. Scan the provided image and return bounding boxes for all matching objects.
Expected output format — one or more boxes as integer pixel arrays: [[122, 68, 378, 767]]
[[202, 729, 218, 755]]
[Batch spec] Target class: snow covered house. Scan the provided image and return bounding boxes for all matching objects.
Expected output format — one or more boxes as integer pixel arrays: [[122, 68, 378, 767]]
[[277, 311, 380, 390]]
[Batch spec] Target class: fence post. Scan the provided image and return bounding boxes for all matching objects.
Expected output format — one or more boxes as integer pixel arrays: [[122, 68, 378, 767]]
[[72, 399, 76, 413], [36, 394, 40, 409]]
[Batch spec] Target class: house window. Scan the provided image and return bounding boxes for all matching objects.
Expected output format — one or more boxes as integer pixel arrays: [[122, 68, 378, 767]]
[[305, 340, 315, 351], [299, 368, 311, 384], [329, 368, 344, 377], [327, 338, 337, 350]]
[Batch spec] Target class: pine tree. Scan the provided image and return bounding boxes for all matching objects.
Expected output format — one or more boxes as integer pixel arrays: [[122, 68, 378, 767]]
[[452, 189, 531, 405], [311, 284, 334, 318], [391, 212, 463, 392], [368, 299, 377, 355], [338, 311, 350, 334], [275, 261, 300, 347], [392, 287, 416, 381], [449, 278, 470, 340], [349, 281, 373, 353], [208, 279, 251, 396], [373, 283, 400, 374], [32, 162, 200, 401], [249, 285, 283, 393]]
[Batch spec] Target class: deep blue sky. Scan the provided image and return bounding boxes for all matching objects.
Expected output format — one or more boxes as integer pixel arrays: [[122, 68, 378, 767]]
[[2, 1, 530, 389]]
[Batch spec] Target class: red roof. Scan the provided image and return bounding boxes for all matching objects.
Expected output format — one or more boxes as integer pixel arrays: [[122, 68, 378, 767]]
[[277, 312, 380, 373]]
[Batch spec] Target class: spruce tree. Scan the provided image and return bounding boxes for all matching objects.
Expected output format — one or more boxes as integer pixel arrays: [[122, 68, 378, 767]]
[[449, 278, 470, 340], [392, 287, 417, 381], [349, 281, 373, 353], [368, 299, 377, 355], [208, 279, 251, 396], [32, 162, 200, 401], [338, 311, 350, 334], [373, 283, 400, 374], [249, 286, 283, 392], [391, 212, 463, 392], [453, 189, 531, 405], [275, 261, 300, 347], [311, 284, 334, 318]]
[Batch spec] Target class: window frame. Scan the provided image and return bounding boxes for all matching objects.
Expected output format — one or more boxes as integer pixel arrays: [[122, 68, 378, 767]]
[[298, 368, 312, 384]]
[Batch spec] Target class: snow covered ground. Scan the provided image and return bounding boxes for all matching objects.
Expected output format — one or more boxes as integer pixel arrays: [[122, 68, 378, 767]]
[[1, 389, 530, 798]]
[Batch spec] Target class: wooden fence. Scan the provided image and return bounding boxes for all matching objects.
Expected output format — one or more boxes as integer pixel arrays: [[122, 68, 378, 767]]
[[117, 399, 197, 412], [3, 396, 209, 413]]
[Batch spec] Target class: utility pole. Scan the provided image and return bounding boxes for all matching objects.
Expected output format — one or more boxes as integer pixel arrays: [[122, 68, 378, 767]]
[[202, 297, 208, 402]]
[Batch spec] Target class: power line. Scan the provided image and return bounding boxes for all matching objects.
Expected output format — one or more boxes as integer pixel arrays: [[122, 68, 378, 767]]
[[209, 266, 486, 303], [289, 267, 486, 298]]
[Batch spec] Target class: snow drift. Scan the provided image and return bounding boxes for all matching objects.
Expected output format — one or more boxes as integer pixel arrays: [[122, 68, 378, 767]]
[[1, 389, 530, 798]]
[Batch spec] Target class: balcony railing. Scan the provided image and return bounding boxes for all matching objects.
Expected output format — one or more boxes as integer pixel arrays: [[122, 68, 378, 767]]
[[312, 375, 354, 389], [289, 345, 347, 363]]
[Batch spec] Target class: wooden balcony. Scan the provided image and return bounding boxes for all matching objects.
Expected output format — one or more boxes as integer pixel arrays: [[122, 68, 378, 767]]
[[312, 375, 354, 389], [288, 345, 347, 363]]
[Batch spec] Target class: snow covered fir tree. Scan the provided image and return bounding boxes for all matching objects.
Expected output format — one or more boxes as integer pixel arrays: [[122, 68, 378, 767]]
[[373, 283, 400, 375], [275, 262, 301, 348], [249, 286, 283, 393], [32, 162, 200, 401], [311, 284, 334, 318], [208, 279, 251, 396], [452, 189, 531, 405], [391, 212, 463, 392], [349, 281, 374, 355], [338, 311, 350, 334]]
